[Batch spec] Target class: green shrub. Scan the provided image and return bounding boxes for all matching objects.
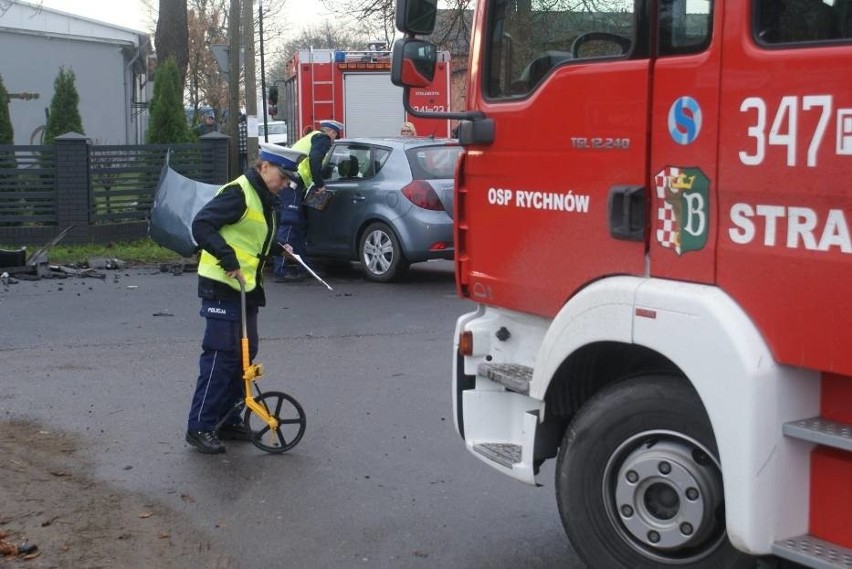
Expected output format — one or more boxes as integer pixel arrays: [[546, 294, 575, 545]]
[[0, 73, 12, 145], [147, 57, 191, 144], [44, 67, 84, 143], [0, 73, 16, 173]]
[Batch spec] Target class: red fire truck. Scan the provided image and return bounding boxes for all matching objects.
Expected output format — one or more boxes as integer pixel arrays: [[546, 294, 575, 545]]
[[277, 47, 452, 143], [392, 0, 851, 567]]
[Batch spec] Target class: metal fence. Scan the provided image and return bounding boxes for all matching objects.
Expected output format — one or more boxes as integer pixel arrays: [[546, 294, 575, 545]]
[[89, 144, 218, 224], [0, 146, 56, 226], [0, 133, 229, 247]]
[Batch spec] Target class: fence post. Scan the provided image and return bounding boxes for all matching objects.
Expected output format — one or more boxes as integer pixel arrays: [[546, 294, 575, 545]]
[[54, 133, 92, 244], [200, 132, 230, 185]]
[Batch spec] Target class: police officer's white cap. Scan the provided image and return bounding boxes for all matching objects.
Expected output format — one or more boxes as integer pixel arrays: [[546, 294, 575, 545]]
[[258, 143, 306, 171], [319, 120, 344, 135]]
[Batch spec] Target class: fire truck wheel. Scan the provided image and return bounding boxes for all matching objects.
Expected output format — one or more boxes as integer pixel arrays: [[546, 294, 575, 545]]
[[359, 222, 409, 282], [555, 375, 753, 569]]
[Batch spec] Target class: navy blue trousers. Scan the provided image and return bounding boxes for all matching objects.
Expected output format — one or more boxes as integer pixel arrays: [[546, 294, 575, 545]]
[[273, 222, 307, 277], [187, 299, 258, 432]]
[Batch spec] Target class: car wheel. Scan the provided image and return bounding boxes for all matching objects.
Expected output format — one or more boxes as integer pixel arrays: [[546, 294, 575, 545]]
[[556, 375, 753, 569], [359, 222, 409, 282]]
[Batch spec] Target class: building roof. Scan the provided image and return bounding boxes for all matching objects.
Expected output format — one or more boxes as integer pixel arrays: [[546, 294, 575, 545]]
[[0, 0, 147, 47]]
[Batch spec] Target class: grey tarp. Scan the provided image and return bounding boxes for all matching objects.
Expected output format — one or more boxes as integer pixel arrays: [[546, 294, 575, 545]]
[[148, 156, 220, 257]]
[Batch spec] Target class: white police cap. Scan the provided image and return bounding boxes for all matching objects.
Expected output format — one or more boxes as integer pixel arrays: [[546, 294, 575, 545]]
[[318, 120, 344, 135], [258, 143, 306, 171]]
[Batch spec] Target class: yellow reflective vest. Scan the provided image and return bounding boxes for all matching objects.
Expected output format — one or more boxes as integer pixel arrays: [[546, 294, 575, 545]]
[[197, 175, 272, 292], [291, 130, 322, 188]]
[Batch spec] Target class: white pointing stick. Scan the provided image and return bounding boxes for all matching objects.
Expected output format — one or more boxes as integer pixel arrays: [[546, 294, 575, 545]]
[[278, 243, 334, 291]]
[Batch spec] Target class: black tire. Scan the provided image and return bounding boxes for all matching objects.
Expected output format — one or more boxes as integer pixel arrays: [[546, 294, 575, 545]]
[[244, 390, 306, 454], [555, 376, 753, 569], [359, 222, 409, 282]]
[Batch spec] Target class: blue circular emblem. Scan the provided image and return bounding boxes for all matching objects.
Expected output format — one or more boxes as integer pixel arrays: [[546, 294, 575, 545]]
[[668, 97, 702, 145]]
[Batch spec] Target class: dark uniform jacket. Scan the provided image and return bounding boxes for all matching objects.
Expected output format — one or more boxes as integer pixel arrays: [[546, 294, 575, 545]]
[[192, 168, 285, 307]]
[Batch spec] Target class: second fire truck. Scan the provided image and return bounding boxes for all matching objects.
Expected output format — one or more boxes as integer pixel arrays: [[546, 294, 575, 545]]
[[276, 47, 453, 142]]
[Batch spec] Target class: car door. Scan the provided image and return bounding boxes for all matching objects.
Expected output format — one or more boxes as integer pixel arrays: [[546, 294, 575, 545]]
[[458, 0, 650, 316], [306, 142, 380, 256]]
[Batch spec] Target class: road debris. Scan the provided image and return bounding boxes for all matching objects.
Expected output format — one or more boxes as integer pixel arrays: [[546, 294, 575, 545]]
[[0, 228, 138, 281], [159, 261, 198, 275], [87, 257, 127, 270], [0, 530, 38, 559]]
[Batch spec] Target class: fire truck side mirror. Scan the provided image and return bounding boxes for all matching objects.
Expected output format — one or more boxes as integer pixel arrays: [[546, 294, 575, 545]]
[[395, 0, 438, 35], [391, 39, 436, 88]]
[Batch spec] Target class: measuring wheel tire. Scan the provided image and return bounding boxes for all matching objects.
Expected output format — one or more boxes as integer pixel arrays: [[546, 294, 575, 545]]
[[555, 375, 753, 569], [359, 222, 409, 282], [244, 391, 306, 454]]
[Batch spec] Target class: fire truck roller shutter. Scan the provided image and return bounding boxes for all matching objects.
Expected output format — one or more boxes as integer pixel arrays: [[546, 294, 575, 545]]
[[343, 73, 406, 137]]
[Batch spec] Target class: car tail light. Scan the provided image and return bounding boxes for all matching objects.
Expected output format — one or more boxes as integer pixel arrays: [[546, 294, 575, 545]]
[[401, 180, 443, 211]]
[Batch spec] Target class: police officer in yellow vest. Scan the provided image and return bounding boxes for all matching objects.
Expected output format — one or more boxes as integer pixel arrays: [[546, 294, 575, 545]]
[[185, 143, 306, 454], [293, 119, 343, 191], [273, 119, 344, 282]]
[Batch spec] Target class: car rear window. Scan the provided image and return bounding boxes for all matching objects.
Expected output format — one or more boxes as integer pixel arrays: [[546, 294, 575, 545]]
[[406, 146, 463, 180]]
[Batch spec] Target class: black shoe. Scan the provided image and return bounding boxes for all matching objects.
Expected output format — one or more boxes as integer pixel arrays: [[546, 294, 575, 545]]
[[218, 423, 256, 442], [185, 430, 225, 454]]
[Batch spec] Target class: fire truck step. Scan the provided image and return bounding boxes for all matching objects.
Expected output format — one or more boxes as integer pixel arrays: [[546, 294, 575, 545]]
[[772, 534, 852, 569], [472, 443, 522, 468], [477, 363, 532, 394], [782, 417, 852, 452]]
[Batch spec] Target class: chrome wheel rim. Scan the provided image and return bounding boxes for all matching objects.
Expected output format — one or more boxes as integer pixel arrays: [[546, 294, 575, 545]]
[[603, 430, 726, 564], [362, 229, 394, 275]]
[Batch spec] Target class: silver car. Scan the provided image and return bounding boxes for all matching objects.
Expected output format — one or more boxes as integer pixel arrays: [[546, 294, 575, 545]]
[[305, 137, 461, 282]]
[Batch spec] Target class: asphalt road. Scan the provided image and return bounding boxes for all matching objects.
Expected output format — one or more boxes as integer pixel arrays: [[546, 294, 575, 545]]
[[0, 260, 582, 568]]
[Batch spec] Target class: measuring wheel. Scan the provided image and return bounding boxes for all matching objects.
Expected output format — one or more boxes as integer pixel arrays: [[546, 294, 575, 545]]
[[244, 390, 306, 453]]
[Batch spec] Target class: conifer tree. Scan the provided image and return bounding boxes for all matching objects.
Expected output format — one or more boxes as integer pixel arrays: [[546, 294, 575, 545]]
[[0, 73, 15, 175], [0, 73, 12, 145], [44, 67, 84, 143], [147, 57, 190, 143]]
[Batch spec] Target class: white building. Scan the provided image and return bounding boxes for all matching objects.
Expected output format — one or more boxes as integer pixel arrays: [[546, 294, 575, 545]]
[[0, 0, 151, 145]]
